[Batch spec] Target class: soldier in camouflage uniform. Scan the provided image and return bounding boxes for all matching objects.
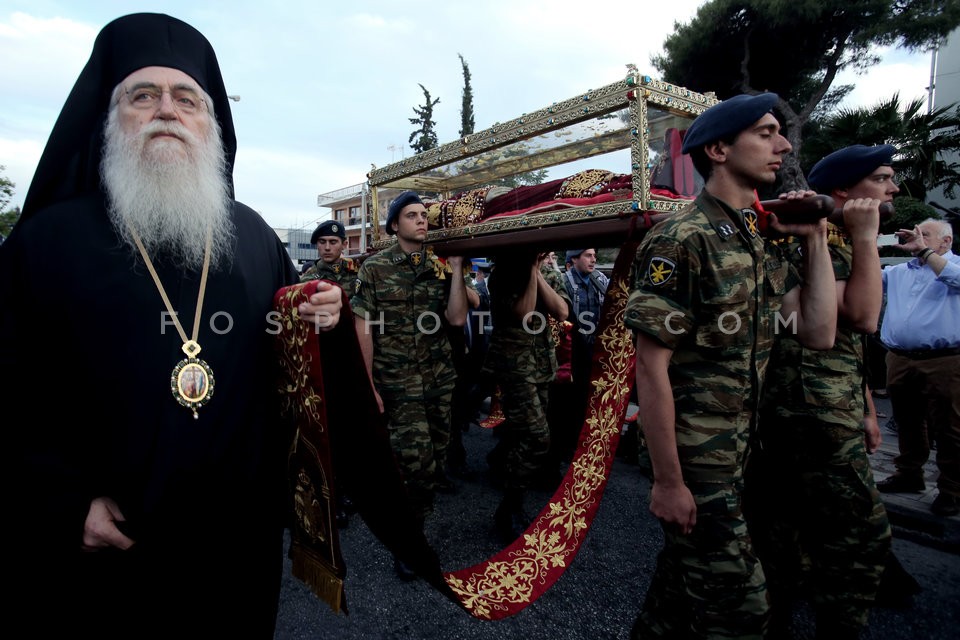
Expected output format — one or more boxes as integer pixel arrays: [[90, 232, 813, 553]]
[[482, 252, 571, 542], [351, 191, 467, 543], [300, 220, 358, 299], [745, 145, 895, 639], [301, 220, 361, 528], [623, 93, 838, 639]]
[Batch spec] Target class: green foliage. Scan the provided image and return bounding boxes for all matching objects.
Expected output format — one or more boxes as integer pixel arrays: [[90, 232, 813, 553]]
[[0, 165, 19, 237], [459, 53, 475, 138], [653, 0, 958, 104], [875, 196, 959, 255], [802, 95, 960, 200], [0, 165, 14, 212], [0, 207, 20, 238], [883, 195, 936, 234], [408, 84, 440, 154], [652, 0, 960, 189]]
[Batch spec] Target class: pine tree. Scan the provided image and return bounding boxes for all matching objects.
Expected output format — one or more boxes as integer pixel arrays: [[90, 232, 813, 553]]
[[458, 53, 475, 138], [408, 84, 440, 154]]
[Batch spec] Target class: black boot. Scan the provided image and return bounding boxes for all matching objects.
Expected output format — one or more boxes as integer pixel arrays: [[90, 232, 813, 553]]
[[494, 489, 530, 544]]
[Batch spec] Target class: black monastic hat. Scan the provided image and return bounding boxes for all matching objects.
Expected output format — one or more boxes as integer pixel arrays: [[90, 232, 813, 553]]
[[21, 13, 236, 220]]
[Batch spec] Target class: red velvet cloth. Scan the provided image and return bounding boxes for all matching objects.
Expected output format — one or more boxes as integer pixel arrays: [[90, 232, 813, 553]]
[[274, 281, 460, 612], [484, 178, 567, 216], [483, 192, 623, 222]]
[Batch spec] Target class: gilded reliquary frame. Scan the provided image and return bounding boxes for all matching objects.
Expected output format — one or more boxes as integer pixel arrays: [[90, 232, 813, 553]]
[[366, 69, 718, 250]]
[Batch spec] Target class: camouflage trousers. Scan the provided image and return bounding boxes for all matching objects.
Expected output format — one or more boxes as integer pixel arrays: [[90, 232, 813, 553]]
[[632, 480, 769, 640], [498, 377, 552, 490], [744, 416, 892, 635], [383, 390, 453, 518]]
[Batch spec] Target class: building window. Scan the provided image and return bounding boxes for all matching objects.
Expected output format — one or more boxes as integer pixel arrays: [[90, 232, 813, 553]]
[[335, 208, 345, 222]]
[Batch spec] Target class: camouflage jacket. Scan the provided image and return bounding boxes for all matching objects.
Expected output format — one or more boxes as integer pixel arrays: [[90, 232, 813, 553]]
[[483, 263, 572, 385], [351, 243, 456, 400], [762, 235, 865, 429], [299, 257, 358, 299], [624, 190, 799, 481]]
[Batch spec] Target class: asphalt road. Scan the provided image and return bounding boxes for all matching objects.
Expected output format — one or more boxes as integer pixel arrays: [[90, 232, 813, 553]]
[[274, 418, 960, 640]]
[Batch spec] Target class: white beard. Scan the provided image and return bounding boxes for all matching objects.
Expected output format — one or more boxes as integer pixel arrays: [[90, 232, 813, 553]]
[[101, 107, 235, 271]]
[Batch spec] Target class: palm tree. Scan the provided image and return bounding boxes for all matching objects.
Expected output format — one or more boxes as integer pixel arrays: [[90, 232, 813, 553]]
[[801, 94, 960, 201]]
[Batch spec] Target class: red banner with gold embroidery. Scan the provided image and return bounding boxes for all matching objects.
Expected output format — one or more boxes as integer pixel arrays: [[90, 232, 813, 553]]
[[274, 281, 460, 613], [443, 240, 640, 619]]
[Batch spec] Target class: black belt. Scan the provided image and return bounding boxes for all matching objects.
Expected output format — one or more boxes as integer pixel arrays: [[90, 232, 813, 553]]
[[889, 346, 960, 360]]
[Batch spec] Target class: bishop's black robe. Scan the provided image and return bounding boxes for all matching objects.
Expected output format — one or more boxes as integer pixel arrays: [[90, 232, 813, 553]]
[[1, 193, 299, 637]]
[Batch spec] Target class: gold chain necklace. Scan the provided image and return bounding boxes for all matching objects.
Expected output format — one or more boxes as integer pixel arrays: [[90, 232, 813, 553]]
[[129, 226, 215, 419]]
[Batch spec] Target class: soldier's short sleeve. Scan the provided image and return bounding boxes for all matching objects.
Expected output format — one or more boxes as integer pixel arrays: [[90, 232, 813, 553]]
[[545, 268, 572, 307], [830, 243, 853, 281], [624, 232, 696, 349], [779, 238, 850, 284], [769, 241, 802, 294]]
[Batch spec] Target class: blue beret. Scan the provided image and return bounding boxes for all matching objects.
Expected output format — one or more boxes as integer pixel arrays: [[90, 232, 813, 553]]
[[807, 144, 896, 193], [385, 191, 423, 235], [681, 93, 780, 154], [565, 249, 585, 263], [310, 220, 345, 243]]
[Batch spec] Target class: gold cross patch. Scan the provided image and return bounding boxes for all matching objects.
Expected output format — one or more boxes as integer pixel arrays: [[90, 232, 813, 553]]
[[647, 256, 676, 286], [409, 251, 423, 267], [332, 262, 342, 274]]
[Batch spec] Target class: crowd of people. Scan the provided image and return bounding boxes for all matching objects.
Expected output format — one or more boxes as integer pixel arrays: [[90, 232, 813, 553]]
[[2, 11, 957, 640]]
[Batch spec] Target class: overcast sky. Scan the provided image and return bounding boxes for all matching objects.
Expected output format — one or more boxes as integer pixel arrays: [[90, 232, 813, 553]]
[[0, 1, 934, 231]]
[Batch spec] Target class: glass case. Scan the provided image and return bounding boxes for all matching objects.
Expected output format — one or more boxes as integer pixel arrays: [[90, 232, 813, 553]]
[[366, 68, 718, 252]]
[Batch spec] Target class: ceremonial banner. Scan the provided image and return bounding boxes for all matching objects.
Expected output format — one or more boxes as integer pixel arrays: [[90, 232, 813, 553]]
[[443, 241, 640, 619], [275, 282, 345, 611], [478, 388, 505, 429], [274, 281, 459, 613]]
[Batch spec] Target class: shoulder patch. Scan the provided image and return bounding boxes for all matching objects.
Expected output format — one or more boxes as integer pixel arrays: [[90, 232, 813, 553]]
[[354, 278, 362, 295], [647, 256, 676, 286], [742, 209, 759, 237]]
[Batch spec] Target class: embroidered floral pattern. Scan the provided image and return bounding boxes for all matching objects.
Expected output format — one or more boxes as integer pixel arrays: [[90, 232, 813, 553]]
[[443, 244, 639, 619]]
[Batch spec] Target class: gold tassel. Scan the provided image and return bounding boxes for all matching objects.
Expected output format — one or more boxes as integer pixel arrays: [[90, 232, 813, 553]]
[[290, 541, 346, 614]]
